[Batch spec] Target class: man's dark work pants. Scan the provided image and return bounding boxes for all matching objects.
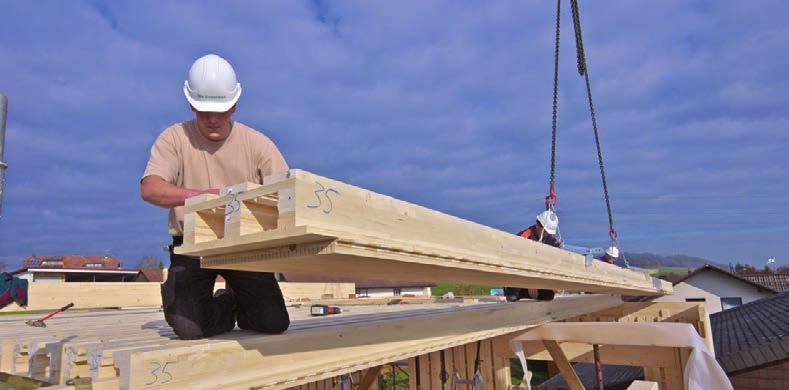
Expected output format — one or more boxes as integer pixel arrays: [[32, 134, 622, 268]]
[[162, 236, 290, 340]]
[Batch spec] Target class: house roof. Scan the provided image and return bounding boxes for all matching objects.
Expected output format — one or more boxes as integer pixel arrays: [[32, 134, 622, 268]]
[[11, 267, 141, 275], [22, 255, 122, 270], [139, 269, 165, 282], [536, 363, 643, 390], [711, 290, 789, 374], [741, 273, 789, 293], [281, 273, 436, 288], [673, 264, 777, 293]]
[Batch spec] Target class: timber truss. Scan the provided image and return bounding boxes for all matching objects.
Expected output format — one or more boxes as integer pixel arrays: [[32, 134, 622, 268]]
[[177, 170, 671, 296]]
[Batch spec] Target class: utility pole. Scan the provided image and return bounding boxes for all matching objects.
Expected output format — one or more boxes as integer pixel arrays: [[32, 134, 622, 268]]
[[0, 92, 8, 218]]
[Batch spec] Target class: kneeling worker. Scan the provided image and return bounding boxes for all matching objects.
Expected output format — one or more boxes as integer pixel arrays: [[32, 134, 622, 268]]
[[141, 54, 291, 339], [504, 210, 561, 302]]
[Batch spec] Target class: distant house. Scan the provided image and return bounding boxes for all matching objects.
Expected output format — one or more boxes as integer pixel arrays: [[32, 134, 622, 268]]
[[281, 273, 435, 297], [653, 264, 776, 314], [11, 255, 141, 283], [740, 273, 789, 293]]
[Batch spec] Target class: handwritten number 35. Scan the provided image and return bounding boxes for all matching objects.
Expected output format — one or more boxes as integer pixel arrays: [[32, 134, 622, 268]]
[[147, 361, 175, 385], [307, 182, 340, 214]]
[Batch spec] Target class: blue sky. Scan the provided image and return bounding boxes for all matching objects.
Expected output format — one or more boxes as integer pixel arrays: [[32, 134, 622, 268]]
[[0, 1, 787, 270]]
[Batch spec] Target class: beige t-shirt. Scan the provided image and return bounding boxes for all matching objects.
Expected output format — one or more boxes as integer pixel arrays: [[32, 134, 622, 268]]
[[142, 120, 288, 236]]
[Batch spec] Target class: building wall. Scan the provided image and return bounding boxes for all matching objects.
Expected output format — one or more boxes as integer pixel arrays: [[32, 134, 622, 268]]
[[654, 271, 773, 314], [728, 360, 789, 390], [32, 273, 65, 283]]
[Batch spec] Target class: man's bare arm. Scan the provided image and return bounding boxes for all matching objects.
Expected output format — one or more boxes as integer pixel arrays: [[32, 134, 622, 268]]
[[140, 175, 218, 208]]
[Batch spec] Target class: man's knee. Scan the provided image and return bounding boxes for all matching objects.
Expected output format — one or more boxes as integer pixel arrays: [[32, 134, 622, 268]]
[[238, 312, 290, 334]]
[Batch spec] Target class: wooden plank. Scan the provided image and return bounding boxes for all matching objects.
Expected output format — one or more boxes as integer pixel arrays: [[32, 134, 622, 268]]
[[543, 340, 584, 390], [443, 346, 455, 385], [627, 381, 659, 390], [417, 354, 430, 390], [521, 342, 680, 367], [453, 344, 466, 381], [428, 351, 442, 390], [177, 170, 670, 296], [464, 343, 477, 379], [662, 347, 685, 390], [358, 366, 382, 390], [491, 335, 513, 390], [565, 301, 713, 351], [479, 339, 495, 390], [109, 295, 613, 389], [408, 357, 418, 390], [3, 295, 619, 389]]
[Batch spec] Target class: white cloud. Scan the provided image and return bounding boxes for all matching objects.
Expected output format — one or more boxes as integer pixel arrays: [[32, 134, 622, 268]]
[[0, 0, 787, 267]]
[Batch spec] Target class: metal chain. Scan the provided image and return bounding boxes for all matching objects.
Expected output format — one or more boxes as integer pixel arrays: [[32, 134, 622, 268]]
[[570, 0, 619, 247], [570, 0, 587, 77], [546, 0, 562, 210]]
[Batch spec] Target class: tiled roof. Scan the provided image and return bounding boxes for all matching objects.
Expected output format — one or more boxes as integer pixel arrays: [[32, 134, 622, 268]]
[[741, 274, 789, 293], [139, 269, 164, 282], [711, 290, 789, 374], [536, 363, 643, 389], [22, 255, 122, 270]]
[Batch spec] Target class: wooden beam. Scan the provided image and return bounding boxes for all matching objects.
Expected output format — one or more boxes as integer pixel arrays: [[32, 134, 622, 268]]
[[521, 341, 684, 367], [543, 340, 584, 390], [177, 169, 671, 296], [119, 295, 620, 389], [357, 366, 382, 390], [566, 301, 714, 353]]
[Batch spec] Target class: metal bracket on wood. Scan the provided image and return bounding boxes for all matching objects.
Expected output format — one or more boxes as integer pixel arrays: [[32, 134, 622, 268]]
[[450, 368, 484, 390]]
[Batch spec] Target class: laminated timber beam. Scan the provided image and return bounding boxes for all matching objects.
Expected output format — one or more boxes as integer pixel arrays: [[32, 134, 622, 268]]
[[177, 170, 671, 296], [115, 295, 621, 389]]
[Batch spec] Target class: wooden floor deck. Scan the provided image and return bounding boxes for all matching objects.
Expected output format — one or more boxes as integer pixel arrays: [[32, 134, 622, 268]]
[[0, 294, 621, 389]]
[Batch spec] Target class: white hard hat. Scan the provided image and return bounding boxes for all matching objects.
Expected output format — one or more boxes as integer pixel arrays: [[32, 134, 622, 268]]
[[183, 54, 242, 112], [605, 246, 620, 258], [536, 210, 559, 235]]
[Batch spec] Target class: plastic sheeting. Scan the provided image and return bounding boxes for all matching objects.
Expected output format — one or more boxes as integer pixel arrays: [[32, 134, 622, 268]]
[[510, 322, 732, 390]]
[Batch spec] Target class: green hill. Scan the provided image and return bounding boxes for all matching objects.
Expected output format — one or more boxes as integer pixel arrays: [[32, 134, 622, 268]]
[[622, 252, 722, 270]]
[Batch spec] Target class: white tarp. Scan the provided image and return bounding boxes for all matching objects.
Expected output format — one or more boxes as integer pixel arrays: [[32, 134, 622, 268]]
[[510, 322, 732, 390]]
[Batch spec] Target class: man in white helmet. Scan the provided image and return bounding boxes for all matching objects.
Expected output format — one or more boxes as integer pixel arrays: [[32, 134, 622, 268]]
[[596, 246, 620, 264], [504, 210, 561, 302], [141, 54, 290, 340]]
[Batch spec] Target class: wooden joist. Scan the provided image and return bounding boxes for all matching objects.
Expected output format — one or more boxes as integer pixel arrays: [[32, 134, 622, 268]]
[[543, 340, 584, 390], [0, 295, 621, 389], [177, 170, 671, 296], [119, 295, 619, 389]]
